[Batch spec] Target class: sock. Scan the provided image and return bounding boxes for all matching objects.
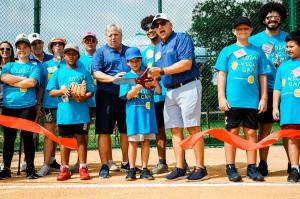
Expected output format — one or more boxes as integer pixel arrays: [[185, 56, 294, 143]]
[[50, 157, 55, 164], [159, 159, 166, 165], [79, 163, 87, 169], [61, 165, 69, 170], [291, 164, 299, 172]]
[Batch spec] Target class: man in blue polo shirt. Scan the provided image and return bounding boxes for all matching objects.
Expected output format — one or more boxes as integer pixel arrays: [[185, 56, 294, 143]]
[[149, 13, 207, 181]]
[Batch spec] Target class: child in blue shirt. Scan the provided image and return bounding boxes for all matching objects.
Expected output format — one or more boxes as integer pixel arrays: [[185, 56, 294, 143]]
[[273, 30, 300, 183], [47, 44, 93, 181], [119, 47, 161, 181], [215, 16, 270, 182]]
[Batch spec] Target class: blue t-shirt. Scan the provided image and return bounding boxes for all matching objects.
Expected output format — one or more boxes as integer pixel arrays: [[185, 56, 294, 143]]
[[249, 31, 288, 91], [46, 63, 92, 125], [274, 59, 300, 126], [92, 44, 130, 95], [79, 52, 96, 107], [119, 71, 158, 136], [154, 32, 200, 88], [2, 61, 41, 108], [142, 45, 166, 102], [40, 59, 63, 108], [214, 43, 271, 109]]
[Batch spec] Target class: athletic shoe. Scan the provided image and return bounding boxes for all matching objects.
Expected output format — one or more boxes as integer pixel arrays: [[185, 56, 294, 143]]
[[135, 167, 142, 174], [258, 160, 268, 176], [79, 167, 90, 180], [37, 164, 51, 177], [226, 164, 241, 182], [70, 161, 80, 174], [140, 168, 154, 180], [125, 168, 136, 181], [165, 167, 186, 181], [26, 167, 39, 179], [186, 167, 209, 182], [184, 160, 191, 174], [99, 164, 109, 178], [21, 161, 27, 172], [108, 160, 119, 171], [152, 163, 168, 174], [0, 167, 11, 180], [57, 167, 71, 181], [50, 159, 61, 172], [287, 162, 291, 174], [287, 168, 300, 183], [247, 164, 264, 181], [120, 161, 130, 173]]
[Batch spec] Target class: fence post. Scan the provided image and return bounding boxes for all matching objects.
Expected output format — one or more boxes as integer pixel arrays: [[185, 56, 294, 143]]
[[34, 0, 41, 33], [289, 0, 296, 31], [158, 0, 162, 13]]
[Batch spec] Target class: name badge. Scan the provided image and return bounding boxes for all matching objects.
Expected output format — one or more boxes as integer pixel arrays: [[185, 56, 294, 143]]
[[233, 48, 247, 58], [262, 41, 274, 54], [47, 66, 58, 73], [155, 51, 161, 62], [292, 67, 300, 78]]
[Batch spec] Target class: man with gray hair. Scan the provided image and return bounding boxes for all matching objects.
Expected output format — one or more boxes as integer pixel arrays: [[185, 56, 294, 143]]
[[92, 24, 130, 178]]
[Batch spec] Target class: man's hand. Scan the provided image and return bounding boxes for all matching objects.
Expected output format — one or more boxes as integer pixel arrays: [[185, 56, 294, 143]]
[[149, 67, 161, 78], [111, 72, 126, 82]]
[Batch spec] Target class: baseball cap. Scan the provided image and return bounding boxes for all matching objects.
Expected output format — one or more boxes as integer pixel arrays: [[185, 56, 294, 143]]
[[64, 43, 80, 57], [233, 16, 252, 28], [28, 33, 43, 44], [125, 47, 142, 61], [82, 32, 97, 40], [152, 13, 170, 24], [15, 34, 31, 48], [48, 37, 67, 54]]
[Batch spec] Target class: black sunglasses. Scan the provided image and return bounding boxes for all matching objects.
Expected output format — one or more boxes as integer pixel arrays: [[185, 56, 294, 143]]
[[143, 23, 155, 31], [153, 20, 167, 28], [0, 48, 11, 52]]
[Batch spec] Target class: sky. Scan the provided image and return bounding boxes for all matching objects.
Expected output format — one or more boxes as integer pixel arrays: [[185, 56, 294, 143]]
[[1, 0, 202, 52]]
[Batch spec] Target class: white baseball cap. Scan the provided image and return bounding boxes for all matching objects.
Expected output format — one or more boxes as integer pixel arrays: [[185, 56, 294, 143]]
[[28, 33, 43, 44]]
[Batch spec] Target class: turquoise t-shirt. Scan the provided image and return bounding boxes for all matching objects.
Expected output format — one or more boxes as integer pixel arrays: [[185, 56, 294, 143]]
[[142, 45, 166, 102], [46, 62, 92, 125], [79, 52, 96, 107], [274, 59, 300, 126], [2, 61, 41, 109], [119, 71, 158, 136], [249, 31, 289, 91], [41, 59, 64, 108], [214, 43, 271, 109]]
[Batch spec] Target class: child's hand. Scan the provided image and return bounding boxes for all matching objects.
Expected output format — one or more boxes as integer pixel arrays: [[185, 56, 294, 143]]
[[218, 97, 230, 112], [273, 55, 280, 67], [258, 98, 267, 114], [272, 108, 280, 121], [60, 85, 70, 96]]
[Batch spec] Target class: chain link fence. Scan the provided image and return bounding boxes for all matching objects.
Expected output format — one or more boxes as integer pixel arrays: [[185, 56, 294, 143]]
[[0, 0, 299, 151]]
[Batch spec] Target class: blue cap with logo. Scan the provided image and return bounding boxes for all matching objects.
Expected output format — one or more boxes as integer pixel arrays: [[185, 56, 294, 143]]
[[125, 47, 142, 61]]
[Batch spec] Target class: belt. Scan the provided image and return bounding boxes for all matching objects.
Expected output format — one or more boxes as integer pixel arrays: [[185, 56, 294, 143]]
[[168, 77, 200, 90]]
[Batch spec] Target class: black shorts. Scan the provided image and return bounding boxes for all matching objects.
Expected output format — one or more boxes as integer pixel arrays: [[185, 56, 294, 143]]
[[155, 101, 165, 128], [225, 108, 258, 130], [58, 123, 87, 137], [257, 92, 276, 123], [95, 91, 127, 134]]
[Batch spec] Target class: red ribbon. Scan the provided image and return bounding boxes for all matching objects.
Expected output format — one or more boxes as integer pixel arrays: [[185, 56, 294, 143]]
[[0, 115, 78, 149], [180, 128, 300, 150]]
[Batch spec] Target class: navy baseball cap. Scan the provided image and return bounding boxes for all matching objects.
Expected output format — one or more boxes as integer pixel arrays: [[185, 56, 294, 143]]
[[233, 16, 252, 28]]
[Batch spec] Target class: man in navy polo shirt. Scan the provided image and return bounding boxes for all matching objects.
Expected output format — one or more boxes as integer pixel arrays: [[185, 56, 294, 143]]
[[149, 13, 207, 181]]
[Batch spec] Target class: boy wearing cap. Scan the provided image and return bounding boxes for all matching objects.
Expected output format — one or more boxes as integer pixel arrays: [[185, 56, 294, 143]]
[[249, 2, 289, 176], [0, 34, 41, 179], [215, 16, 270, 182], [47, 44, 93, 181], [37, 37, 66, 177], [120, 47, 161, 181]]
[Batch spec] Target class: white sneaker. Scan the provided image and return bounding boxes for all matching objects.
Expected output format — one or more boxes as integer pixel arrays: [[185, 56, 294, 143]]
[[108, 160, 119, 171], [21, 161, 27, 172], [37, 164, 50, 177]]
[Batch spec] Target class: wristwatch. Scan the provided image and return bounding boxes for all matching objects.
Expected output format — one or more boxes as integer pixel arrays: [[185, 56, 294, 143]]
[[160, 68, 165, 76]]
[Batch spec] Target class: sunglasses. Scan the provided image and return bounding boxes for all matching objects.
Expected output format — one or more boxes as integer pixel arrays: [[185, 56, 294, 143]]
[[153, 20, 168, 28], [84, 38, 97, 44], [143, 23, 155, 31], [0, 48, 11, 52], [266, 15, 281, 20]]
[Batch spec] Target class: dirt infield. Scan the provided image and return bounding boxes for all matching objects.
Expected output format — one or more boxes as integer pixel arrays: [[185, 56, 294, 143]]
[[1, 146, 300, 199]]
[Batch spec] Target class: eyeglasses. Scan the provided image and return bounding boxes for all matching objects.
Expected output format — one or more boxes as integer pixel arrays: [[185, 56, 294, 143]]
[[266, 15, 281, 20], [31, 40, 43, 46], [53, 42, 65, 46], [143, 23, 155, 31], [0, 48, 11, 52], [153, 21, 168, 28], [84, 38, 97, 44]]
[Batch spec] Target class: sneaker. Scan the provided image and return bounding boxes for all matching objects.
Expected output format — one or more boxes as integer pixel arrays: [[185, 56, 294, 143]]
[[184, 160, 191, 174], [247, 164, 264, 181], [120, 161, 130, 173], [186, 167, 209, 182], [226, 164, 241, 182], [287, 168, 300, 183], [140, 168, 154, 180], [152, 163, 168, 174], [125, 168, 137, 181], [26, 167, 39, 179], [108, 160, 119, 171], [165, 167, 186, 181], [57, 167, 71, 181], [50, 159, 61, 172], [287, 162, 291, 174], [79, 167, 90, 180], [99, 164, 109, 178], [258, 160, 268, 176], [70, 161, 80, 174], [37, 164, 51, 177], [0, 167, 11, 180], [135, 167, 142, 174], [21, 161, 27, 172]]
